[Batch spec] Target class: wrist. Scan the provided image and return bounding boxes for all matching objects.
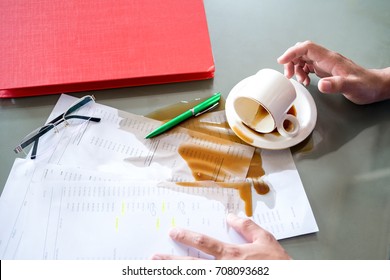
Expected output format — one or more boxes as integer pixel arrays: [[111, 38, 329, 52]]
[[371, 67, 390, 102]]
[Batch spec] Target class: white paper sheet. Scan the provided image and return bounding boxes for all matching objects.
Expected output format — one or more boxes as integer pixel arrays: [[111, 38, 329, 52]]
[[0, 94, 318, 259], [1, 152, 318, 259]]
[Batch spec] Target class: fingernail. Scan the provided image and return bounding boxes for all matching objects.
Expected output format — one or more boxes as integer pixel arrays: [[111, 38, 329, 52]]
[[169, 228, 179, 238], [227, 213, 238, 222], [151, 254, 161, 260], [320, 80, 332, 92]]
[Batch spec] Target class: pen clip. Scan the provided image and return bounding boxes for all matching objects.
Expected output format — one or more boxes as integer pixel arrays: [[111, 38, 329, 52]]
[[194, 102, 219, 117]]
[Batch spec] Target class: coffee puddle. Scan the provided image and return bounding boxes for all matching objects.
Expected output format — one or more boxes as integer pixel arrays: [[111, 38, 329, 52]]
[[246, 150, 269, 195], [176, 181, 253, 217], [146, 96, 271, 217], [145, 95, 224, 122], [177, 138, 251, 182]]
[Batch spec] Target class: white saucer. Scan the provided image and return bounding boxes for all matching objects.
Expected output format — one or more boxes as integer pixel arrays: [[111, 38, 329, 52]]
[[225, 75, 317, 150]]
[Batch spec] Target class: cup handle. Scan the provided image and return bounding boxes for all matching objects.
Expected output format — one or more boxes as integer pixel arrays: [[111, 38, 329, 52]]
[[276, 114, 300, 138]]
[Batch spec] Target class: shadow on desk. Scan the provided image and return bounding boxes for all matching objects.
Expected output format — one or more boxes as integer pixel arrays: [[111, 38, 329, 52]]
[[292, 84, 390, 160]]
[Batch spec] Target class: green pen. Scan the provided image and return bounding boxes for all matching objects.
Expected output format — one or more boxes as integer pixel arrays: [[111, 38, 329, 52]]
[[145, 92, 221, 139]]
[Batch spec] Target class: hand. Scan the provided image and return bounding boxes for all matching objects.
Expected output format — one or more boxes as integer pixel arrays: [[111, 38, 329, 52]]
[[151, 213, 291, 260], [277, 40, 390, 105]]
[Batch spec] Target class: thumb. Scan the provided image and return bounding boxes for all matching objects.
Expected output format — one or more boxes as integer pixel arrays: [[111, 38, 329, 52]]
[[318, 76, 358, 94]]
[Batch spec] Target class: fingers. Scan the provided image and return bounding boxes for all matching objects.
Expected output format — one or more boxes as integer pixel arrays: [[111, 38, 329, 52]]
[[277, 40, 326, 64], [168, 227, 226, 258], [278, 41, 313, 83], [318, 78, 334, 93], [152, 215, 288, 260], [277, 41, 309, 65], [319, 76, 352, 94], [295, 63, 310, 86], [283, 62, 295, 79], [226, 213, 268, 242], [150, 228, 224, 260], [151, 254, 200, 260], [278, 41, 332, 85]]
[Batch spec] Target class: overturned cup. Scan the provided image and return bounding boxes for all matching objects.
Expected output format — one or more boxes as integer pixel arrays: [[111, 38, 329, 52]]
[[233, 68, 300, 138]]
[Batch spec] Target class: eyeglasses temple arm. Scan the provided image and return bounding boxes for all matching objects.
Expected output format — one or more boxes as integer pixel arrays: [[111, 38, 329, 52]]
[[31, 139, 39, 159]]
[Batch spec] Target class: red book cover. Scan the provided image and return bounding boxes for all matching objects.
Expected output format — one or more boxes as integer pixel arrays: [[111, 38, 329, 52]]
[[0, 0, 215, 98]]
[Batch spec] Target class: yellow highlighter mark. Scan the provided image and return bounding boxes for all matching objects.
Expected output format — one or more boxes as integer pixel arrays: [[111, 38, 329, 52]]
[[121, 201, 125, 215], [161, 201, 166, 213], [115, 217, 119, 232], [171, 217, 176, 227], [156, 218, 160, 230]]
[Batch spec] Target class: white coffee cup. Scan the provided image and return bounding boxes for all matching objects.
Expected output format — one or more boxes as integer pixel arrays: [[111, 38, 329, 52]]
[[233, 68, 300, 137]]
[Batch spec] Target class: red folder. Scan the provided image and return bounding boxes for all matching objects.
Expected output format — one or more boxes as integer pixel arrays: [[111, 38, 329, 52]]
[[0, 0, 215, 98]]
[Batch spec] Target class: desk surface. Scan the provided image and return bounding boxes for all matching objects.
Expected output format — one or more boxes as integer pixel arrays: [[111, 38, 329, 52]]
[[1, 0, 389, 259]]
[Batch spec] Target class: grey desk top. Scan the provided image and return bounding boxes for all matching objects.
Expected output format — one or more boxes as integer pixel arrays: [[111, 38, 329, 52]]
[[1, 0, 389, 259]]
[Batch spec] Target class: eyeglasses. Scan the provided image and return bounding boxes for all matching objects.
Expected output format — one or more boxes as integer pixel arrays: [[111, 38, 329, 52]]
[[14, 95, 101, 159]]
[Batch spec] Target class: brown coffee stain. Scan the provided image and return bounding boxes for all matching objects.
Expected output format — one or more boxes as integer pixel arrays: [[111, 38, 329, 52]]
[[236, 182, 253, 217], [147, 96, 271, 217], [177, 134, 251, 182], [145, 95, 224, 122], [253, 105, 269, 122], [246, 150, 269, 195], [183, 120, 234, 141], [177, 138, 269, 216], [249, 105, 272, 132], [232, 126, 254, 144], [177, 181, 253, 217]]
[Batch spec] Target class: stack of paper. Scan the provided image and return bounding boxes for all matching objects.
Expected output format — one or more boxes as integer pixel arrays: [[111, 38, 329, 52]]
[[0, 95, 318, 259]]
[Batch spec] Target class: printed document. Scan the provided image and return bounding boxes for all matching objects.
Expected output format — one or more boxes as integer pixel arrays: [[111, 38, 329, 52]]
[[0, 95, 318, 259]]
